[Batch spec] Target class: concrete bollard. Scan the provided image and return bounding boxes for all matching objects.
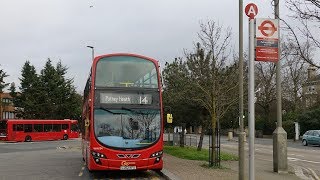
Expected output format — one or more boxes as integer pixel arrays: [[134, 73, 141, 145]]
[[228, 131, 233, 141]]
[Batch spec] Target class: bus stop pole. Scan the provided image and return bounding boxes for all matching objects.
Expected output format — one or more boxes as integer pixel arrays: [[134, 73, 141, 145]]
[[238, 0, 245, 179], [248, 17, 255, 180]]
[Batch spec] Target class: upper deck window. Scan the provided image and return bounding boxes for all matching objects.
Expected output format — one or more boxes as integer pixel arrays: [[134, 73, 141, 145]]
[[95, 56, 158, 88]]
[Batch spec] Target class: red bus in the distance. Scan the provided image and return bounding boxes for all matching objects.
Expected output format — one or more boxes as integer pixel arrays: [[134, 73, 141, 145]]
[[0, 119, 79, 142], [81, 53, 163, 172]]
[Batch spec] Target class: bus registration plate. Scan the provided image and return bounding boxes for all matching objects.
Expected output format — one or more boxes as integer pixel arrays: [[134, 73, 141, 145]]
[[120, 166, 136, 170]]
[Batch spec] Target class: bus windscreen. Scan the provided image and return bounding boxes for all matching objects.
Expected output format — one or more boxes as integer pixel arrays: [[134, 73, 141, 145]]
[[94, 108, 161, 149], [95, 56, 158, 88]]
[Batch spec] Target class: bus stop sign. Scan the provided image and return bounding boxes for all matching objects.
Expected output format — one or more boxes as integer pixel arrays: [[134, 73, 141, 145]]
[[255, 18, 279, 62], [245, 3, 258, 19]]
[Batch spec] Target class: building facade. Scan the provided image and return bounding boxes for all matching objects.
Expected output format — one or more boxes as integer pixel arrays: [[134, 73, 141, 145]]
[[0, 92, 16, 120], [302, 66, 320, 108]]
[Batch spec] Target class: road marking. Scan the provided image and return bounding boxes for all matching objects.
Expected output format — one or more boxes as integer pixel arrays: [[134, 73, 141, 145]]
[[288, 157, 320, 164], [78, 165, 85, 177], [292, 165, 311, 180], [288, 157, 299, 162], [289, 153, 305, 157], [308, 168, 320, 180]]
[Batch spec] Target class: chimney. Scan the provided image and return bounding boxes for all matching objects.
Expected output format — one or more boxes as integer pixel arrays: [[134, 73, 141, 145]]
[[307, 66, 317, 80]]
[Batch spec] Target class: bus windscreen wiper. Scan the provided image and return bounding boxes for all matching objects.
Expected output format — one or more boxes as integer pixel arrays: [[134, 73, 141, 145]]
[[121, 107, 136, 113], [96, 107, 119, 114], [121, 107, 150, 115]]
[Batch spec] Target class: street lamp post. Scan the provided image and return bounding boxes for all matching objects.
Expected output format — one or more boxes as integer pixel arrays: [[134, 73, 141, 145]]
[[86, 46, 94, 61], [273, 0, 288, 173]]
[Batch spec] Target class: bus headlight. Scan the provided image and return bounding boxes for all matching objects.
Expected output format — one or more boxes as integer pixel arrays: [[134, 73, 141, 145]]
[[91, 151, 107, 159], [91, 151, 107, 165], [150, 150, 163, 158]]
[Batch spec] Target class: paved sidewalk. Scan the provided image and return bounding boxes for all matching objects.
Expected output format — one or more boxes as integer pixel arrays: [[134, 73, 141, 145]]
[[162, 153, 300, 180]]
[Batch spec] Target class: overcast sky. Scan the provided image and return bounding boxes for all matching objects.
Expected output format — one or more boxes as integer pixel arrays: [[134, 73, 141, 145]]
[[0, 0, 289, 93]]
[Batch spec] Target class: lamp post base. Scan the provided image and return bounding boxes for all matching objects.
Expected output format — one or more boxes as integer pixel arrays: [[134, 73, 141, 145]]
[[273, 127, 288, 173]]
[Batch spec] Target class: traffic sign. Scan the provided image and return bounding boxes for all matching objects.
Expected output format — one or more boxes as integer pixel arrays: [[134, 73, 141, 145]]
[[258, 20, 277, 37], [255, 18, 279, 62], [167, 114, 173, 124], [245, 3, 258, 19]]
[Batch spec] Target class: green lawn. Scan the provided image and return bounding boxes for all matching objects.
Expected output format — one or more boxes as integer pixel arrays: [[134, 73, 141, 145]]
[[164, 146, 238, 161]]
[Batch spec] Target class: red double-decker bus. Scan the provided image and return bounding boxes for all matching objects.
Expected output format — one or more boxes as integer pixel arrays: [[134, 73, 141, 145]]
[[0, 119, 79, 142], [81, 53, 163, 172]]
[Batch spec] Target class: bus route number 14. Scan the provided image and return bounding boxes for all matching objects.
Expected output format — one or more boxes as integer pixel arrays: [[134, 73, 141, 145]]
[[139, 96, 148, 104]]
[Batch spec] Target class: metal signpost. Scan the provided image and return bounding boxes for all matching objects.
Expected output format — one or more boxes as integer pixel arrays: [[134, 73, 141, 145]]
[[238, 1, 245, 179], [245, 3, 258, 180]]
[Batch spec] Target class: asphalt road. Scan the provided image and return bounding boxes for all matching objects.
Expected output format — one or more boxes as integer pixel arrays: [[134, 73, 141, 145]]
[[0, 139, 165, 180]]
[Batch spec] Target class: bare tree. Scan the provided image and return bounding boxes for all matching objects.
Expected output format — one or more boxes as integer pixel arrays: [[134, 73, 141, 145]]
[[185, 21, 238, 165], [255, 62, 277, 131], [281, 41, 308, 112], [284, 0, 320, 67]]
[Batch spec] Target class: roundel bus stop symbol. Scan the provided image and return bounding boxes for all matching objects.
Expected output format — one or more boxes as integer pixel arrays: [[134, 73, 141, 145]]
[[245, 3, 258, 19], [258, 20, 277, 37]]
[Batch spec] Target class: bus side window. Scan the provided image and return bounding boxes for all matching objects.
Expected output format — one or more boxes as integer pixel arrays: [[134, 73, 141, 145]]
[[34, 124, 43, 132], [16, 124, 23, 131], [44, 124, 52, 132], [62, 124, 68, 130], [24, 124, 32, 133], [13, 124, 17, 131], [53, 124, 61, 132]]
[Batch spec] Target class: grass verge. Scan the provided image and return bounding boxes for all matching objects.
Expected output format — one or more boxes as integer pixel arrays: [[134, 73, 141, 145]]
[[164, 146, 238, 161]]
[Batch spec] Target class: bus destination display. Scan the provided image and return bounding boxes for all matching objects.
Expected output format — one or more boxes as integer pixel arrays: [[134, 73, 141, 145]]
[[100, 92, 152, 104]]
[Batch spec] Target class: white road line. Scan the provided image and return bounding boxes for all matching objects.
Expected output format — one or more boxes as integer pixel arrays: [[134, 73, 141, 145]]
[[288, 157, 320, 164], [293, 165, 312, 180], [301, 167, 315, 180], [308, 168, 320, 180], [289, 154, 305, 157]]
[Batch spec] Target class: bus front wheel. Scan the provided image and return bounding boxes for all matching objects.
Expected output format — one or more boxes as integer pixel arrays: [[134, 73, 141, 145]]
[[63, 134, 68, 140], [25, 136, 32, 142]]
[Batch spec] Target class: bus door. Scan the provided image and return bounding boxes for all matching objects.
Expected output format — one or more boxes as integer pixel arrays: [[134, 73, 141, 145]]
[[0, 121, 7, 140], [10, 123, 16, 140], [70, 123, 79, 138]]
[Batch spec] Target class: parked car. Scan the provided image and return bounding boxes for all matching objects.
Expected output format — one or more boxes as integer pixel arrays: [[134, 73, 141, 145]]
[[302, 130, 320, 146]]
